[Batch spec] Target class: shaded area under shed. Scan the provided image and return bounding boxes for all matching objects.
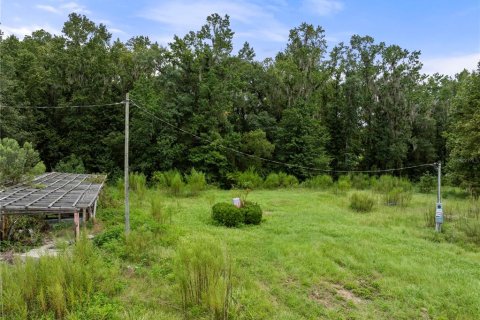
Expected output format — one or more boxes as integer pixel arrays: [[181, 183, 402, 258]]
[[0, 172, 106, 240]]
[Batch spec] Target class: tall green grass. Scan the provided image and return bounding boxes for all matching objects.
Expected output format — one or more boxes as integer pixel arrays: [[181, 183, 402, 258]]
[[0, 236, 120, 319], [174, 235, 233, 319]]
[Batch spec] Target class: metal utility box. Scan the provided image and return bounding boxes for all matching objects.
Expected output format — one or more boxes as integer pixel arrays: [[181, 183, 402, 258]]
[[435, 202, 443, 224]]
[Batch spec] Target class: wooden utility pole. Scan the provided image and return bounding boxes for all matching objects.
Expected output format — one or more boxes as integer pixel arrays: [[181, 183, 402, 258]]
[[125, 93, 130, 234], [435, 162, 443, 232]]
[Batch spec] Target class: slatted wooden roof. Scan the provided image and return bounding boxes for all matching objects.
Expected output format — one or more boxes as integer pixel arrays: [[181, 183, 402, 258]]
[[0, 172, 106, 214]]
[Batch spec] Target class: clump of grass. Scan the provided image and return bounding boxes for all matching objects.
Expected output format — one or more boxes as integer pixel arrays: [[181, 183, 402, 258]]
[[303, 174, 333, 189], [228, 167, 263, 189], [185, 168, 207, 196], [175, 235, 233, 319], [129, 172, 147, 199], [332, 175, 351, 194], [264, 172, 299, 189], [374, 175, 413, 206], [454, 200, 480, 244], [350, 173, 370, 190], [123, 230, 156, 263], [350, 192, 375, 212], [150, 196, 174, 225], [417, 173, 436, 193], [0, 236, 120, 319], [170, 171, 185, 196]]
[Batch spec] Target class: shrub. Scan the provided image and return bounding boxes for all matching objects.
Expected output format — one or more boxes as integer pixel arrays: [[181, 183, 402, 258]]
[[264, 173, 280, 189], [303, 174, 333, 189], [228, 167, 263, 189], [374, 175, 413, 206], [242, 202, 263, 225], [174, 235, 233, 319], [278, 172, 299, 187], [212, 203, 244, 227], [185, 168, 207, 196], [170, 171, 185, 196], [351, 173, 370, 190], [0, 138, 45, 186], [264, 172, 298, 189], [336, 175, 352, 192], [152, 171, 168, 187], [384, 187, 412, 206], [54, 154, 85, 173], [152, 170, 181, 188], [418, 173, 436, 193], [350, 193, 375, 212], [93, 226, 123, 248]]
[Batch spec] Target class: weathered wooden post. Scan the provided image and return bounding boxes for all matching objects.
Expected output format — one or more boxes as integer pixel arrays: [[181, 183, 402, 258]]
[[74, 209, 80, 241]]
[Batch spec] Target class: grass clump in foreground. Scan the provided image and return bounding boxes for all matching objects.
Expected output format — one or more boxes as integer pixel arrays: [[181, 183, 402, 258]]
[[0, 235, 121, 319], [175, 235, 233, 319]]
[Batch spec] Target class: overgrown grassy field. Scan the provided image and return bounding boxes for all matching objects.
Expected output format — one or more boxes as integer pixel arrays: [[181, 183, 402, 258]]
[[2, 185, 480, 319]]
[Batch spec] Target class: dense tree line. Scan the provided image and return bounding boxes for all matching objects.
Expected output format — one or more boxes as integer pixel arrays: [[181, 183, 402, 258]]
[[0, 14, 478, 192]]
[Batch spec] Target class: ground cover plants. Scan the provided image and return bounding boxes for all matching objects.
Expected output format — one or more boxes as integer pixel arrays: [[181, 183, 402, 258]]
[[1, 174, 480, 319]]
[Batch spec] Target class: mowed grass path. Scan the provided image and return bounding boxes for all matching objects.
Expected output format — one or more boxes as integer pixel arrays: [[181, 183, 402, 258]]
[[102, 188, 480, 319]]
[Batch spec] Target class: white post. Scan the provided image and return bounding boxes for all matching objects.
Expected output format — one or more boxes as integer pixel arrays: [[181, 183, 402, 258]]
[[125, 93, 130, 234]]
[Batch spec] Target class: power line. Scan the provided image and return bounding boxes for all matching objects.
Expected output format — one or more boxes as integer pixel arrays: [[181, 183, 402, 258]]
[[131, 99, 437, 174], [0, 102, 124, 109]]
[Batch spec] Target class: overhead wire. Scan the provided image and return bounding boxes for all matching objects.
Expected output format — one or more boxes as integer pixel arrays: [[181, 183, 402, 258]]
[[131, 99, 437, 174], [0, 102, 124, 109]]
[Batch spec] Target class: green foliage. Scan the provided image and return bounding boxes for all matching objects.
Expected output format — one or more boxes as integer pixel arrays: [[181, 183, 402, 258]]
[[374, 175, 413, 206], [242, 202, 263, 225], [93, 226, 124, 247], [336, 175, 352, 193], [446, 69, 480, 196], [303, 174, 333, 189], [418, 172, 436, 193], [0, 237, 120, 319], [54, 154, 85, 173], [129, 172, 147, 199], [228, 167, 263, 189], [152, 170, 180, 188], [264, 173, 281, 189], [150, 196, 173, 225], [264, 172, 299, 189], [174, 235, 233, 319], [170, 171, 185, 196], [212, 202, 244, 227], [0, 216, 48, 251], [384, 187, 412, 206], [185, 168, 208, 196], [350, 173, 371, 190], [350, 193, 375, 212], [0, 138, 45, 186]]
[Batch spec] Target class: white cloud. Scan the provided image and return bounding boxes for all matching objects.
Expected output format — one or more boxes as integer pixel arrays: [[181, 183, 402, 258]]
[[35, 1, 90, 15], [36, 4, 61, 14], [60, 2, 91, 14], [422, 53, 480, 76], [2, 24, 60, 38], [139, 0, 289, 43], [302, 0, 344, 16]]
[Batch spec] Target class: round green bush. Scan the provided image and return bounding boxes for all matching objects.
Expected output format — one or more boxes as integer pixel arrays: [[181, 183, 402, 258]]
[[212, 202, 244, 227], [242, 202, 263, 225]]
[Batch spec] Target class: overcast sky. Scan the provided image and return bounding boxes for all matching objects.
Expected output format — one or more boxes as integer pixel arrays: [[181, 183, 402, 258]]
[[1, 0, 479, 76]]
